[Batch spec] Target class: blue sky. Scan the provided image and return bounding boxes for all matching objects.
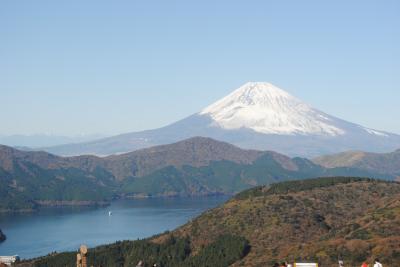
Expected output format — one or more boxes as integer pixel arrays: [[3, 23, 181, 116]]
[[1, 0, 399, 136]]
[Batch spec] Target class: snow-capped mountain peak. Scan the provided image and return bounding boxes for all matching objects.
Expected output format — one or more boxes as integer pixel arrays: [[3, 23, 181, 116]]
[[200, 82, 345, 136], [42, 81, 400, 158]]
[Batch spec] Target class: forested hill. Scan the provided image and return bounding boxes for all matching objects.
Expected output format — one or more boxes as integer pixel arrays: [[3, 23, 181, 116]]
[[18, 177, 400, 267], [164, 177, 400, 266], [313, 148, 400, 176], [0, 137, 396, 212]]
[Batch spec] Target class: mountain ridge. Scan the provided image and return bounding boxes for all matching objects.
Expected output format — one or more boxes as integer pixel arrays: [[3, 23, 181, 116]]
[[0, 134, 107, 148], [40, 82, 400, 157], [1, 137, 396, 212], [313, 148, 400, 176]]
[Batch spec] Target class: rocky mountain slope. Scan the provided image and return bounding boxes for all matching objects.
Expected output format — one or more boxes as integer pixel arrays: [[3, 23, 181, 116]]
[[42, 82, 400, 157], [314, 149, 400, 177], [0, 137, 395, 212], [19, 177, 400, 267]]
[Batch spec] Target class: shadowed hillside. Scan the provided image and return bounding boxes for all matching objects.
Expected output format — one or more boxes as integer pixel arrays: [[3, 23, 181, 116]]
[[0, 138, 396, 212]]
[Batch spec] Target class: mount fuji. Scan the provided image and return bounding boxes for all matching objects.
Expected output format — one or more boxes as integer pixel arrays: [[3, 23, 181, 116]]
[[42, 82, 400, 157]]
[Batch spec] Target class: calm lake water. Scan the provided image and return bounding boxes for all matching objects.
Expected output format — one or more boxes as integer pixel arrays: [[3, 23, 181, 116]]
[[0, 196, 228, 259]]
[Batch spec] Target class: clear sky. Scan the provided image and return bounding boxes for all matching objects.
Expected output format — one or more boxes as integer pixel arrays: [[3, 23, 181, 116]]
[[1, 0, 399, 136]]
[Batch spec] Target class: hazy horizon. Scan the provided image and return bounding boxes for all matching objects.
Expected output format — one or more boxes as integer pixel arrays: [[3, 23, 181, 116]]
[[1, 0, 399, 136]]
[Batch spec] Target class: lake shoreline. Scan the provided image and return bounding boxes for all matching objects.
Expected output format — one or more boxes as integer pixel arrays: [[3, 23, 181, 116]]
[[0, 192, 232, 213], [0, 201, 110, 214], [0, 196, 229, 259]]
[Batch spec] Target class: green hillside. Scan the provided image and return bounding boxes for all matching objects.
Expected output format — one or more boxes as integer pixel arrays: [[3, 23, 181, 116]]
[[121, 155, 393, 198], [313, 148, 400, 176], [0, 164, 117, 212], [0, 138, 396, 212], [19, 235, 249, 267]]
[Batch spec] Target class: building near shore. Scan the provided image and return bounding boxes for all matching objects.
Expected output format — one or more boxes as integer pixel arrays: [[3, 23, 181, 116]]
[[0, 255, 20, 266]]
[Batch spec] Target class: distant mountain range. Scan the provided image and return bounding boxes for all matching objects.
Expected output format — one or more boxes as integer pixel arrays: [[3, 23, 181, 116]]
[[40, 82, 400, 158], [23, 177, 400, 266], [0, 134, 107, 148], [0, 137, 394, 212], [314, 148, 400, 177]]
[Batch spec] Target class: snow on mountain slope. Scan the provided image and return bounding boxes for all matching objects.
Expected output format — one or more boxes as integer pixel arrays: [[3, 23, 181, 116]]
[[41, 82, 400, 157], [200, 82, 344, 136], [363, 127, 389, 137]]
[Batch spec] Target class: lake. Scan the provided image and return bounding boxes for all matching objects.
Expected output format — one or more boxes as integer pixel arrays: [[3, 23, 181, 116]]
[[0, 196, 228, 259]]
